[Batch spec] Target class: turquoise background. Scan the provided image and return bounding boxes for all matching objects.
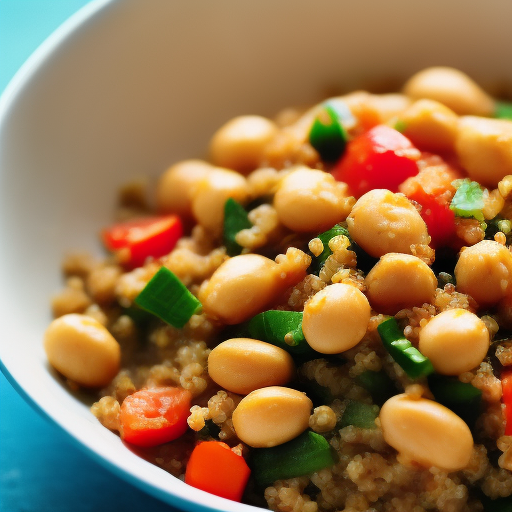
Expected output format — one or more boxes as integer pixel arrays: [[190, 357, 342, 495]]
[[0, 2, 181, 511]]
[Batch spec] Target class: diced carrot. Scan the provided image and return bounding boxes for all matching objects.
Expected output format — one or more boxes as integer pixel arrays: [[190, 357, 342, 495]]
[[120, 387, 191, 447], [185, 441, 251, 502]]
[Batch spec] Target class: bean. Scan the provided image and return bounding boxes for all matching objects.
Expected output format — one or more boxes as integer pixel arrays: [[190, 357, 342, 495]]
[[232, 386, 312, 448], [365, 253, 437, 315], [398, 99, 459, 152], [156, 159, 212, 217], [191, 167, 249, 236], [380, 394, 474, 471], [207, 338, 295, 395], [302, 283, 370, 354], [454, 239, 512, 308], [273, 167, 352, 232], [199, 254, 281, 325], [455, 116, 512, 188], [403, 67, 495, 116], [347, 189, 429, 258], [209, 115, 278, 174], [418, 309, 489, 375], [44, 313, 120, 388]]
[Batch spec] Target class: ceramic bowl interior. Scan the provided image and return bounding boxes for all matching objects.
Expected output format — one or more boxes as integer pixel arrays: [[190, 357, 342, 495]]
[[1, 1, 512, 511]]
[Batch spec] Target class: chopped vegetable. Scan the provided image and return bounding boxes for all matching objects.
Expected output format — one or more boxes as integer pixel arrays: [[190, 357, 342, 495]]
[[185, 441, 251, 502], [310, 224, 351, 274], [502, 369, 512, 436], [428, 374, 482, 428], [119, 387, 191, 447], [355, 370, 398, 406], [331, 125, 420, 198], [377, 318, 434, 379], [406, 187, 456, 249], [134, 266, 201, 328], [246, 310, 316, 356], [250, 431, 336, 486], [223, 198, 252, 256], [339, 400, 378, 429], [450, 179, 485, 223], [102, 214, 183, 269], [309, 105, 348, 161], [495, 101, 512, 120]]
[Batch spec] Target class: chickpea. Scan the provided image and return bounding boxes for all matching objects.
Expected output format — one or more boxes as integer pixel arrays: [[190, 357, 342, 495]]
[[418, 309, 489, 375], [380, 394, 474, 471], [455, 116, 512, 188], [341, 92, 411, 130], [156, 159, 212, 217], [419, 308, 490, 375], [273, 167, 352, 232], [398, 99, 458, 153], [403, 67, 495, 117], [208, 338, 295, 395], [302, 283, 371, 354], [191, 167, 249, 236], [346, 189, 429, 258], [209, 115, 278, 174], [199, 254, 281, 325], [365, 253, 437, 315], [44, 314, 120, 388], [232, 386, 312, 448], [454, 240, 512, 308]]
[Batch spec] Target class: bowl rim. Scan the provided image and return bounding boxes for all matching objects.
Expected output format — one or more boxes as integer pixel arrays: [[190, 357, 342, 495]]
[[0, 2, 259, 511]]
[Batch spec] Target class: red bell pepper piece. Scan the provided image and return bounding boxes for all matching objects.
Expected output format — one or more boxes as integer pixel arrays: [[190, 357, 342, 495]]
[[406, 187, 456, 249], [331, 124, 420, 198], [399, 160, 462, 248], [102, 214, 183, 269], [119, 387, 191, 447], [502, 370, 512, 436], [185, 441, 251, 502]]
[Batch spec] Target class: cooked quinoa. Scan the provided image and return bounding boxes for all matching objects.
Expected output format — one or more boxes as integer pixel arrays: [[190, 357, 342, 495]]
[[44, 66, 512, 511]]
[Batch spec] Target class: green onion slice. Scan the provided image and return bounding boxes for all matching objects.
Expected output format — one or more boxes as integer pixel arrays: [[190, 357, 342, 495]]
[[250, 431, 336, 486], [223, 198, 252, 257], [310, 224, 351, 274], [339, 400, 379, 429], [134, 266, 201, 329], [495, 101, 512, 120], [377, 318, 434, 379], [355, 370, 398, 406], [247, 310, 315, 356], [450, 179, 485, 223], [309, 105, 348, 162], [428, 374, 482, 428]]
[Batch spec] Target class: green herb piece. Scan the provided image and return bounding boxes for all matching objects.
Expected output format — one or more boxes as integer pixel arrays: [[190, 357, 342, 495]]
[[134, 266, 201, 328], [309, 105, 348, 161], [310, 224, 351, 274], [428, 374, 482, 428], [495, 101, 512, 121], [339, 400, 379, 429], [355, 370, 398, 406], [247, 310, 316, 357], [250, 431, 336, 486], [450, 179, 485, 224], [377, 318, 434, 379], [223, 198, 252, 256], [394, 119, 408, 133]]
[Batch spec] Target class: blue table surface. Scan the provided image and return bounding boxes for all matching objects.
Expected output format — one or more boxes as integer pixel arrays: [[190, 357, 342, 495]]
[[0, 2, 183, 511]]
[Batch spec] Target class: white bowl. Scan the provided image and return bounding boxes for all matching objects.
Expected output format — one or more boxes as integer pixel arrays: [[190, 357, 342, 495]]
[[1, 1, 512, 511]]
